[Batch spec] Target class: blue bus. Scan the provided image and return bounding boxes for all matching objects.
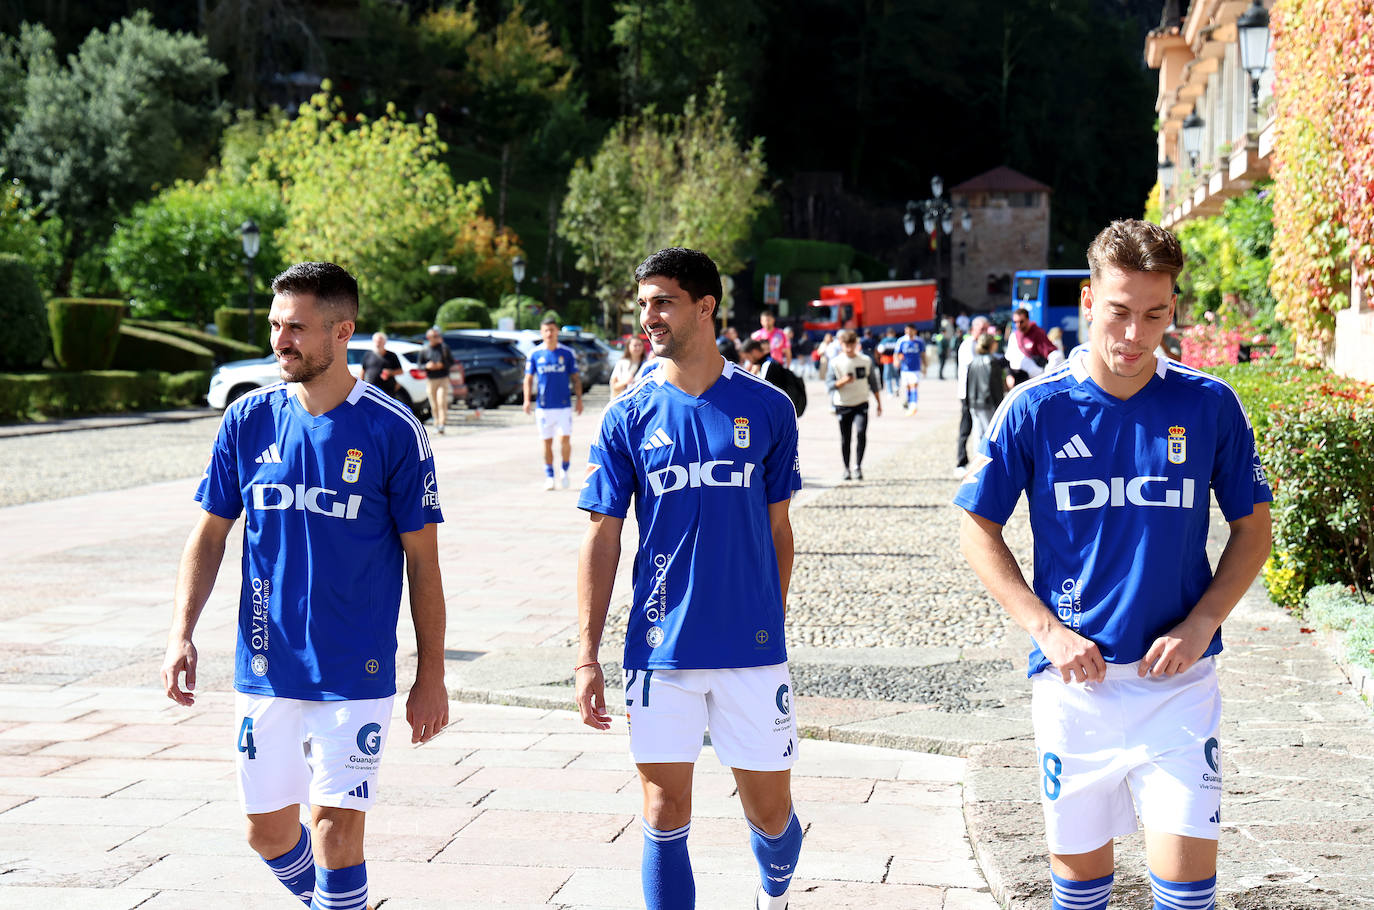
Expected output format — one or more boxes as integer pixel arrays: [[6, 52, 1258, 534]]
[[1012, 269, 1090, 350]]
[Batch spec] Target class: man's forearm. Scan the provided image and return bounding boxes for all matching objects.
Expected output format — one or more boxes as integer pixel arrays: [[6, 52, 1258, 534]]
[[170, 514, 231, 641], [577, 520, 622, 663]]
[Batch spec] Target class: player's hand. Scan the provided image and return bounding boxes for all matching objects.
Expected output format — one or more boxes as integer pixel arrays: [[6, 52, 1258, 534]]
[[575, 663, 612, 730], [1041, 625, 1106, 684], [575, 399, 584, 416], [161, 639, 198, 706], [405, 673, 449, 744], [1139, 616, 1214, 678], [523, 400, 533, 415]]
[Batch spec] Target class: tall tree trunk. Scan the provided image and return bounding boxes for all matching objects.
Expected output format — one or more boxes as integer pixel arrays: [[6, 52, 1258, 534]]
[[54, 226, 82, 298], [498, 142, 510, 232]]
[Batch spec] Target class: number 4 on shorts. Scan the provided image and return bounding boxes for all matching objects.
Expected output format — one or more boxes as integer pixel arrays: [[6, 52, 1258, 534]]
[[238, 716, 257, 760]]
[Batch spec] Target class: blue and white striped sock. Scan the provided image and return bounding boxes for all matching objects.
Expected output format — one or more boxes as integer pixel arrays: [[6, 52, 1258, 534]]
[[310, 861, 367, 910], [749, 811, 803, 900], [1050, 870, 1113, 910], [642, 820, 694, 910], [1149, 870, 1216, 910], [262, 823, 314, 905]]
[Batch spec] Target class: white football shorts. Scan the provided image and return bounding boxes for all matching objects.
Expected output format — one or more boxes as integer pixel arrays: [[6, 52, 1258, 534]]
[[1031, 657, 1222, 855], [234, 692, 395, 815], [535, 406, 574, 440], [623, 663, 798, 772], [900, 369, 922, 386]]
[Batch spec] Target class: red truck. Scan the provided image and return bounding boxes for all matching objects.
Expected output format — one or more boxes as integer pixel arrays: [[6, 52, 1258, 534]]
[[802, 279, 938, 337]]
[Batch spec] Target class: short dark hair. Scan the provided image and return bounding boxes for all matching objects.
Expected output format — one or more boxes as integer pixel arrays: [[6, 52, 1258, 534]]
[[271, 262, 359, 324], [633, 248, 723, 312], [1086, 219, 1184, 282], [541, 314, 559, 326], [1013, 307, 1030, 319], [740, 338, 766, 355]]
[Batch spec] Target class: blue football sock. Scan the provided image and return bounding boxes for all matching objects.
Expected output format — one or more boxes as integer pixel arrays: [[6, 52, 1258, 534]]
[[311, 861, 367, 910], [642, 821, 694, 910], [561, 460, 570, 472], [544, 463, 555, 477], [1051, 870, 1113, 910], [1149, 870, 1216, 910], [263, 823, 314, 905], [749, 811, 803, 898]]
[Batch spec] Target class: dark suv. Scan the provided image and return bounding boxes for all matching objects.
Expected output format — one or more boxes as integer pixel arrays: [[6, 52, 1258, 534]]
[[561, 335, 612, 387], [438, 333, 526, 410]]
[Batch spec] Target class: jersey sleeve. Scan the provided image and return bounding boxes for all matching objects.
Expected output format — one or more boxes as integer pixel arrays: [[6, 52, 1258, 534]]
[[952, 397, 1032, 524], [765, 399, 803, 502], [387, 433, 444, 533], [578, 406, 635, 518], [1211, 391, 1273, 520], [195, 411, 244, 520], [525, 352, 536, 376]]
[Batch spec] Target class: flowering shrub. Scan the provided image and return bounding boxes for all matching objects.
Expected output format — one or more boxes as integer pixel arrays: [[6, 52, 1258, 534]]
[[1179, 321, 1278, 369]]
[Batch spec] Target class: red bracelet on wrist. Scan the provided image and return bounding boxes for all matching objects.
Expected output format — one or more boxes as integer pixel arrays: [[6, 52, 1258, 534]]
[[574, 661, 600, 673]]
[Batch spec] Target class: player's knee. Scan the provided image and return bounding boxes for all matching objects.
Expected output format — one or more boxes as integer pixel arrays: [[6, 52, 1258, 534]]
[[311, 812, 365, 866], [643, 790, 692, 829], [245, 816, 298, 860]]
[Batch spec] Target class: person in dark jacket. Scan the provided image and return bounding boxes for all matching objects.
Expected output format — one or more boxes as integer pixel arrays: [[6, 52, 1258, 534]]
[[966, 333, 1009, 444]]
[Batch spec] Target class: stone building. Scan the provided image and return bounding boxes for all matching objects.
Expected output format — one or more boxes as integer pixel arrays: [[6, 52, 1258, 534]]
[[948, 167, 1052, 315]]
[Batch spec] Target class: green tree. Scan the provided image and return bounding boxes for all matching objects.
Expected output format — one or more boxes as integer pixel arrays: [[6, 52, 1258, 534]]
[[0, 13, 226, 294], [559, 79, 769, 329], [1175, 184, 1276, 328], [248, 88, 520, 327], [0, 171, 64, 292], [107, 180, 287, 326]]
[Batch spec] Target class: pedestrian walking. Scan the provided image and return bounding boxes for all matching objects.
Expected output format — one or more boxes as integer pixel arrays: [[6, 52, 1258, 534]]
[[825, 329, 882, 480], [160, 261, 449, 910], [751, 311, 791, 367], [955, 219, 1272, 910], [953, 316, 990, 476], [877, 328, 900, 396], [965, 332, 1008, 443], [894, 324, 926, 414], [421, 327, 455, 434], [612, 335, 651, 397], [576, 247, 805, 910], [523, 315, 583, 490], [361, 331, 401, 396]]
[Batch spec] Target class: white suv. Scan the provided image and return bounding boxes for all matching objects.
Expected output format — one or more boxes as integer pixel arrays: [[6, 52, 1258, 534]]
[[207, 339, 435, 417]]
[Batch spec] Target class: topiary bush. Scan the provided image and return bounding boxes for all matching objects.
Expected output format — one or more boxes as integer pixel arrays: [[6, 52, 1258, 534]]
[[0, 254, 49, 370], [111, 325, 215, 372], [127, 319, 260, 363], [435, 297, 492, 329], [47, 298, 125, 370], [0, 369, 210, 420], [214, 306, 270, 351]]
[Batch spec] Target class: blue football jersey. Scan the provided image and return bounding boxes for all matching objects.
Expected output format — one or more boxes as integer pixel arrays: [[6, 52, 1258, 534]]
[[526, 345, 578, 409], [953, 351, 1271, 676], [197, 379, 444, 700], [579, 360, 803, 670], [896, 337, 925, 368]]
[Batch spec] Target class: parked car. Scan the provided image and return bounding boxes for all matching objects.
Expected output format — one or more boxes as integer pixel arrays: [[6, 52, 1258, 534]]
[[206, 339, 439, 418], [454, 328, 609, 386], [434, 332, 526, 411]]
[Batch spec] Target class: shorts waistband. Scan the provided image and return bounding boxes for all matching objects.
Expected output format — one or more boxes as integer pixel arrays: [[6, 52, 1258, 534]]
[[1036, 656, 1214, 683]]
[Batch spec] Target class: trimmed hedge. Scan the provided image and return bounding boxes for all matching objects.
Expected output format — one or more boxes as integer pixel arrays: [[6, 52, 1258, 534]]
[[127, 319, 261, 363], [0, 369, 211, 421], [384, 320, 428, 337], [1306, 584, 1374, 676], [48, 298, 125, 370], [435, 297, 492, 329], [0, 254, 49, 370], [111, 325, 215, 372], [214, 306, 270, 351], [1211, 361, 1374, 609]]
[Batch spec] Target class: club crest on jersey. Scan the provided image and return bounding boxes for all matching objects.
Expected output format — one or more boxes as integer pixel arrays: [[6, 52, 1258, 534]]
[[342, 448, 363, 483], [1167, 425, 1187, 465], [733, 417, 750, 449]]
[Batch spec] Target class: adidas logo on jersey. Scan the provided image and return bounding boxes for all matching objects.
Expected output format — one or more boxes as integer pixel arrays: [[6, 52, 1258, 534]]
[[642, 428, 674, 450], [1054, 435, 1093, 459], [255, 443, 283, 464]]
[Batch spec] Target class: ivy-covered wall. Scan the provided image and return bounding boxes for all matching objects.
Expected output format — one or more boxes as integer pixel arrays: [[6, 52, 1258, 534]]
[[1270, 1, 1374, 366]]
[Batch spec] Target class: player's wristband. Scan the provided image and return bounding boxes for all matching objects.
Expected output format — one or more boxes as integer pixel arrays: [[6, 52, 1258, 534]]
[[574, 661, 601, 673]]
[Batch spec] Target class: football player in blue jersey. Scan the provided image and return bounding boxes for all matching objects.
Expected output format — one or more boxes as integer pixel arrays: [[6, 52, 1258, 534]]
[[955, 220, 1272, 910], [894, 324, 926, 414], [576, 248, 805, 910], [160, 262, 449, 910], [524, 314, 584, 490]]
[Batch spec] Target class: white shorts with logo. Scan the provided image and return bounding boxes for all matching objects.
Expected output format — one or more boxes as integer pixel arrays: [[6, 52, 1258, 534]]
[[234, 692, 394, 815], [900, 369, 922, 386], [623, 663, 798, 772], [535, 406, 573, 440], [1031, 658, 1222, 855]]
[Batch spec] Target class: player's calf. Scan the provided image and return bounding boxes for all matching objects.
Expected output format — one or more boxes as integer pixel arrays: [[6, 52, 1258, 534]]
[[642, 821, 694, 910]]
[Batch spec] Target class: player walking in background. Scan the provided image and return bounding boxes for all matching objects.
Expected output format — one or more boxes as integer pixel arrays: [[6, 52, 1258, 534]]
[[894, 323, 926, 414], [523, 314, 583, 490], [956, 220, 1272, 910], [576, 248, 804, 910], [161, 261, 449, 910]]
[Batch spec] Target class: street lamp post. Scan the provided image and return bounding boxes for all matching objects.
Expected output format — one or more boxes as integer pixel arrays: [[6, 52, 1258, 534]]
[[904, 176, 972, 327], [512, 255, 527, 300], [1158, 157, 1176, 205], [1181, 112, 1205, 172], [239, 220, 260, 348], [427, 263, 457, 314], [1236, 0, 1272, 115]]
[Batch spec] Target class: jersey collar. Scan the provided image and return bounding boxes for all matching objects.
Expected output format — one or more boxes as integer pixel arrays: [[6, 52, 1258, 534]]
[[1067, 347, 1168, 384]]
